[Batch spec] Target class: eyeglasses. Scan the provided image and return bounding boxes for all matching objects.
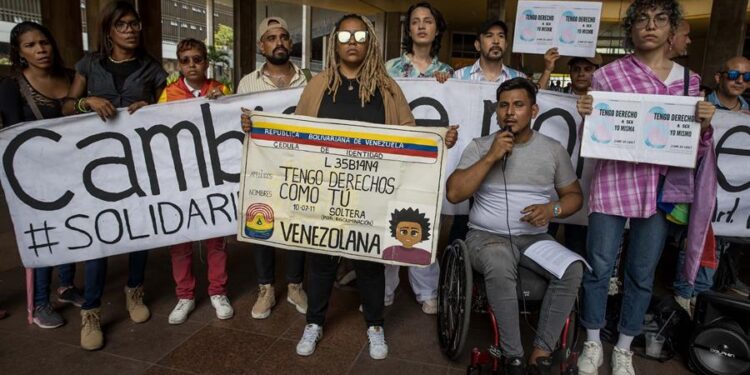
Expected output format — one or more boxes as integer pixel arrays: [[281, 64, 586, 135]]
[[114, 20, 142, 33], [336, 30, 368, 44], [633, 14, 670, 29], [721, 70, 750, 82], [179, 55, 206, 65]]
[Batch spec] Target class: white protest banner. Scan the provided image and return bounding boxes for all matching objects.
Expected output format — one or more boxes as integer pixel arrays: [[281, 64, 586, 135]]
[[2, 79, 748, 267], [711, 110, 750, 238], [581, 91, 702, 168], [397, 79, 591, 223], [0, 91, 301, 268], [237, 112, 447, 266], [513, 0, 603, 57]]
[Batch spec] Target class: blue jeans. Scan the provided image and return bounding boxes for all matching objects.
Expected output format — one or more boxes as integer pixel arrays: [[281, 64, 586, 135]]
[[82, 250, 148, 310], [33, 263, 76, 307], [673, 240, 722, 298], [581, 211, 669, 336]]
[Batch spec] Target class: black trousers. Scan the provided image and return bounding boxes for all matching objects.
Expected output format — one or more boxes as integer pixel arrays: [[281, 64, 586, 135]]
[[253, 245, 305, 285], [306, 253, 384, 327]]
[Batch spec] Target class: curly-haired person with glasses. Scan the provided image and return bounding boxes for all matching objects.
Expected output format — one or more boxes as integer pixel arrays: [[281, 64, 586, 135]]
[[576, 1, 717, 374]]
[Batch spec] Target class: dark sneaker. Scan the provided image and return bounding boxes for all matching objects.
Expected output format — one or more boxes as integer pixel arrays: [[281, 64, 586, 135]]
[[58, 287, 85, 307], [504, 357, 526, 375], [33, 304, 64, 329], [528, 356, 552, 375]]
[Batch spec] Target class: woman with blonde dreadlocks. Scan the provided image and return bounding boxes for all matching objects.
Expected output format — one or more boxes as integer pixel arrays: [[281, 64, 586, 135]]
[[290, 13, 457, 360]]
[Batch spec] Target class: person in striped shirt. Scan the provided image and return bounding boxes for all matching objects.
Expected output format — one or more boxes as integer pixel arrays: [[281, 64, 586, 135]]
[[575, 1, 716, 374], [453, 19, 526, 83], [236, 17, 310, 322]]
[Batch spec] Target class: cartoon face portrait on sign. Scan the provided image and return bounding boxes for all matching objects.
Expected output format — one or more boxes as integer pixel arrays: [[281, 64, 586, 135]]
[[382, 207, 432, 266], [245, 203, 274, 239]]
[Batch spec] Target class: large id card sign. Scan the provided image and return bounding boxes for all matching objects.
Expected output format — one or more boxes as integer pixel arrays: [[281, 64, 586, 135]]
[[237, 112, 447, 267], [513, 1, 602, 57], [581, 91, 702, 168]]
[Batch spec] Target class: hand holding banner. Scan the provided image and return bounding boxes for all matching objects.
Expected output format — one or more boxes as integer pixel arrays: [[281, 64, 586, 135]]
[[581, 91, 702, 168], [513, 0, 603, 57], [237, 112, 448, 267]]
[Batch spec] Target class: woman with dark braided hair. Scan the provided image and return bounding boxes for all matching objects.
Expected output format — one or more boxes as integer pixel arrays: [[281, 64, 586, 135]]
[[0, 21, 84, 329], [293, 13, 456, 359]]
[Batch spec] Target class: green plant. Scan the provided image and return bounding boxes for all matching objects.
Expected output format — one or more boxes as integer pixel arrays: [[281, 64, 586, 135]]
[[214, 24, 234, 49], [207, 45, 230, 68]]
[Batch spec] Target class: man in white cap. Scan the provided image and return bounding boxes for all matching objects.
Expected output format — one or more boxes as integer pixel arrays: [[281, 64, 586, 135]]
[[237, 16, 311, 93], [237, 16, 310, 320]]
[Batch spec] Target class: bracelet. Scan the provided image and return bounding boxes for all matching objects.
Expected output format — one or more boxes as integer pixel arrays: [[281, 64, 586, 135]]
[[76, 97, 90, 113]]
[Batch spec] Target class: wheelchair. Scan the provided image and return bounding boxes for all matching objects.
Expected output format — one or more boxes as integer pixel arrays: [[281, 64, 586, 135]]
[[437, 239, 580, 374]]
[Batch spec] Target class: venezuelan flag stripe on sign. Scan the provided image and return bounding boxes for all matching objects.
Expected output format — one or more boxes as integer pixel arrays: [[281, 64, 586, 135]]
[[251, 121, 439, 159]]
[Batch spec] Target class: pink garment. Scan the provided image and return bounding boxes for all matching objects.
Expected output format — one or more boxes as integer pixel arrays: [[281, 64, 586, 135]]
[[170, 238, 228, 299], [588, 55, 701, 218]]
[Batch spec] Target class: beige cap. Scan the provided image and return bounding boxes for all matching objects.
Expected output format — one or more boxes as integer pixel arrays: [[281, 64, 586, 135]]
[[257, 17, 289, 41], [568, 53, 603, 67]]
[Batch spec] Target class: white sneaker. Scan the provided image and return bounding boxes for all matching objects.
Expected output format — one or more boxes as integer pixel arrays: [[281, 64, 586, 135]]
[[210, 295, 234, 320], [611, 346, 635, 375], [577, 340, 603, 375], [296, 323, 323, 356], [674, 295, 693, 318], [384, 293, 394, 306], [367, 326, 388, 360], [421, 298, 438, 315], [168, 299, 195, 325]]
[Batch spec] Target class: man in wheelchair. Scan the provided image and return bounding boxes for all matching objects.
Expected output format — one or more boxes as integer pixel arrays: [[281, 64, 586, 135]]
[[446, 77, 585, 375]]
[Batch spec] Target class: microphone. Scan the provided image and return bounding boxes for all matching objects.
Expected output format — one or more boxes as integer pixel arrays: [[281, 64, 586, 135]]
[[499, 125, 514, 170]]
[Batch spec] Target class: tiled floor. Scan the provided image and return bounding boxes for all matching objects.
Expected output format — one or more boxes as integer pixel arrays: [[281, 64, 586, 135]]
[[0, 237, 711, 375]]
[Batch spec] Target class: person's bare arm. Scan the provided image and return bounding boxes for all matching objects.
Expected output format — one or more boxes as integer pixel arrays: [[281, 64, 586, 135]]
[[62, 73, 88, 116], [537, 48, 560, 90], [446, 131, 513, 203], [64, 73, 117, 120], [520, 180, 582, 226]]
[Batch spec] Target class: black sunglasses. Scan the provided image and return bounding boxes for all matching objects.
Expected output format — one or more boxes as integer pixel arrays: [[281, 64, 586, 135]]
[[721, 70, 750, 82], [179, 55, 205, 65]]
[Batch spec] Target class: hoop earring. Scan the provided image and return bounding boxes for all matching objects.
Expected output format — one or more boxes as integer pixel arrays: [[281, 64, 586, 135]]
[[19, 57, 28, 67], [105, 37, 113, 52]]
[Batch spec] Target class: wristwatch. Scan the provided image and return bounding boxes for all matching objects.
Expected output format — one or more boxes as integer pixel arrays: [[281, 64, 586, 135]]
[[552, 203, 562, 218]]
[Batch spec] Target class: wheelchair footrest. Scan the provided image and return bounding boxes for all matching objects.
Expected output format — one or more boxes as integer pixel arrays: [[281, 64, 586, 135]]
[[487, 345, 502, 360]]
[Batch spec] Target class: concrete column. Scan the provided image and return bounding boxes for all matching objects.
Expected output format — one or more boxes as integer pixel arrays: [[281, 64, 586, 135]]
[[383, 12, 403, 61], [486, 0, 521, 67], [233, 0, 256, 86], [86, 0, 105, 52], [40, 0, 84, 68], [487, 0, 506, 21], [301, 5, 312, 69], [206, 0, 215, 78], [135, 0, 162, 61], [701, 0, 748, 85]]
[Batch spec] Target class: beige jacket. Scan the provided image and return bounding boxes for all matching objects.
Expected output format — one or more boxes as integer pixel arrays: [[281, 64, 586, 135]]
[[294, 70, 416, 126]]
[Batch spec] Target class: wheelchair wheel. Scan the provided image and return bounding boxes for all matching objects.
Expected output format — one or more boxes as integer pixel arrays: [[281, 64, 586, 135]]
[[438, 239, 473, 360]]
